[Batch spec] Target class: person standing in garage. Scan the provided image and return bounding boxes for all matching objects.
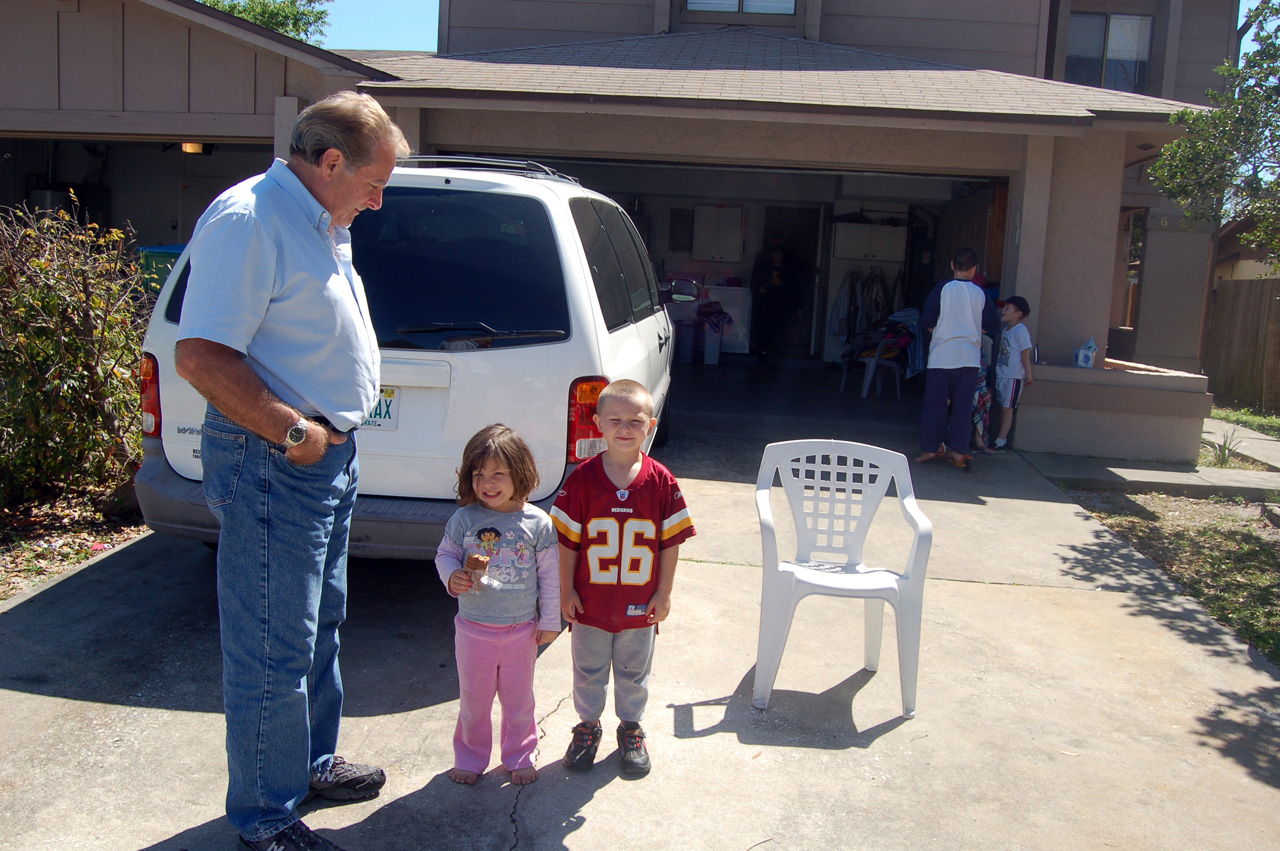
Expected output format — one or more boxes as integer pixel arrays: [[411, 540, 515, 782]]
[[917, 247, 1001, 467], [750, 236, 806, 365], [174, 92, 409, 851]]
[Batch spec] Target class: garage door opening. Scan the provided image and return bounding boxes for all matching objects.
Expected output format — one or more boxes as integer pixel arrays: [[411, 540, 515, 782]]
[[510, 156, 1009, 371]]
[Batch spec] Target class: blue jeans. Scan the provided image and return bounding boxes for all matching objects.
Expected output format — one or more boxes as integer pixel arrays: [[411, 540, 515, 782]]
[[920, 366, 979, 455], [201, 409, 357, 841]]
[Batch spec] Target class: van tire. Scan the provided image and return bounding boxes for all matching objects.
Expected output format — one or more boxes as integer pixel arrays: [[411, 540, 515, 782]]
[[653, 405, 671, 448]]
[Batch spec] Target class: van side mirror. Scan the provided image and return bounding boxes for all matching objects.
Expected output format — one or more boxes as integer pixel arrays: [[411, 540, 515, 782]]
[[660, 277, 699, 304]]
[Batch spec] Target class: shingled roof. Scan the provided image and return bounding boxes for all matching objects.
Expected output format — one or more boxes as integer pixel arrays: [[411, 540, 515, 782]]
[[344, 27, 1196, 127]]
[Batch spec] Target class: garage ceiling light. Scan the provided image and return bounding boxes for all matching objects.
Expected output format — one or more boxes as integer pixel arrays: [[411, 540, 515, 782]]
[[181, 142, 206, 154]]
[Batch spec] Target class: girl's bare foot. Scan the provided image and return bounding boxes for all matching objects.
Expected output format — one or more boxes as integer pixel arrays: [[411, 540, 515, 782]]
[[449, 768, 479, 785], [510, 766, 538, 785]]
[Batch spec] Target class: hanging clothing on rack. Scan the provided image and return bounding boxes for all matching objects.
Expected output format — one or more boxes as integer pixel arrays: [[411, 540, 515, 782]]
[[829, 270, 853, 339], [855, 266, 889, 335]]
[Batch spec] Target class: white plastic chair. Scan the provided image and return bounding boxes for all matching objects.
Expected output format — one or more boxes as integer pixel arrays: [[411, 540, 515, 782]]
[[858, 338, 902, 399], [838, 338, 901, 399], [752, 440, 932, 718]]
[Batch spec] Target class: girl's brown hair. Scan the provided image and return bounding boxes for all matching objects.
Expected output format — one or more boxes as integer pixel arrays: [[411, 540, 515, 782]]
[[456, 424, 540, 506]]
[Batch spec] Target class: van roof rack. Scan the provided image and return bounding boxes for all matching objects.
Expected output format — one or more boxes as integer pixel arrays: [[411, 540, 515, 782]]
[[397, 155, 579, 184]]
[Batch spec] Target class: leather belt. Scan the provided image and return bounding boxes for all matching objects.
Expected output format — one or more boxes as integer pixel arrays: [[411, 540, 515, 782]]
[[313, 415, 355, 435]]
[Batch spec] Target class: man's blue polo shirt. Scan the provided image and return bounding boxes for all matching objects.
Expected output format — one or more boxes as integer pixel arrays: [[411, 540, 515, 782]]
[[178, 159, 380, 432]]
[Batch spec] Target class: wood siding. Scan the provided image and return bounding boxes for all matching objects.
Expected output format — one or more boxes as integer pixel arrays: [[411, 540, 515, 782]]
[[0, 0, 314, 135], [819, 0, 1046, 75], [443, 0, 655, 53], [1174, 0, 1235, 105]]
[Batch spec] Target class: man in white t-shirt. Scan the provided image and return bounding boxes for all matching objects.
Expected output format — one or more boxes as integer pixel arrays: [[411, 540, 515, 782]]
[[917, 247, 1001, 465], [994, 295, 1035, 450]]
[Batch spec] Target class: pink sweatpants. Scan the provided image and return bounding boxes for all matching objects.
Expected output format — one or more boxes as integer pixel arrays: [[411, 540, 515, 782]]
[[453, 614, 538, 774]]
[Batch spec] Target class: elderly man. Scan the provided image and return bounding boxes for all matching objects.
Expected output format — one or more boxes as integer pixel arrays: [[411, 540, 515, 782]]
[[175, 92, 409, 851]]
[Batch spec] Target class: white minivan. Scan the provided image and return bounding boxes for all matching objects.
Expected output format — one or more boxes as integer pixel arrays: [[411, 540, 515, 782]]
[[136, 159, 695, 559]]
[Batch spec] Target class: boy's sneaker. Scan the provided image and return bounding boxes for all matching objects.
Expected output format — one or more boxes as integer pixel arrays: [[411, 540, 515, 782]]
[[563, 721, 602, 771], [239, 820, 346, 851], [307, 756, 386, 802], [617, 722, 651, 777]]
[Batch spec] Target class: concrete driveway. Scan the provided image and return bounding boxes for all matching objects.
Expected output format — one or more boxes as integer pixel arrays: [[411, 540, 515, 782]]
[[2, 363, 1278, 849]]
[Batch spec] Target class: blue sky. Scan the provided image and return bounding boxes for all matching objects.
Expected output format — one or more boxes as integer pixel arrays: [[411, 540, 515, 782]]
[[1241, 2, 1259, 56], [319, 0, 440, 51]]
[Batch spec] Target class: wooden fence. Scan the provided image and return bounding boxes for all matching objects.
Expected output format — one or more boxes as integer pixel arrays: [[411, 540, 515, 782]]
[[1203, 277, 1280, 409]]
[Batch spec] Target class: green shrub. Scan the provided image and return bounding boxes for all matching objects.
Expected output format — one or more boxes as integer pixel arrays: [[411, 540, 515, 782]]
[[0, 203, 153, 508], [1201, 425, 1244, 467]]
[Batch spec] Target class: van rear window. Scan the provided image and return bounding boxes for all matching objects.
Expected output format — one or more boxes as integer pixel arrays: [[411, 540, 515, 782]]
[[350, 187, 570, 350]]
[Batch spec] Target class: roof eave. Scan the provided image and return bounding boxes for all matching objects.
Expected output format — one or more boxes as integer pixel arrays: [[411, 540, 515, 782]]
[[360, 84, 1127, 135]]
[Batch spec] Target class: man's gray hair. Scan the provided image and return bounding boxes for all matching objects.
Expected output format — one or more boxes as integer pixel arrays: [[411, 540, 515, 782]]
[[289, 91, 411, 168]]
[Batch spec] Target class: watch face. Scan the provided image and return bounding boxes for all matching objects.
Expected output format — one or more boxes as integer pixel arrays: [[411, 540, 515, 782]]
[[286, 423, 307, 446]]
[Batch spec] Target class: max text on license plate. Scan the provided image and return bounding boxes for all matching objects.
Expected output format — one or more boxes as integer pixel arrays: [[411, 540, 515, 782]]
[[362, 387, 399, 431]]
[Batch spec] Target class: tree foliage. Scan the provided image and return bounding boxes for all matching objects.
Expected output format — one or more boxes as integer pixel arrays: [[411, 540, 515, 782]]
[[0, 203, 154, 507], [199, 0, 330, 45], [1149, 2, 1280, 258]]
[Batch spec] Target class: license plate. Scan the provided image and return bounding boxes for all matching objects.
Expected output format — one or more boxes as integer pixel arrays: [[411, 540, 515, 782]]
[[362, 387, 399, 431]]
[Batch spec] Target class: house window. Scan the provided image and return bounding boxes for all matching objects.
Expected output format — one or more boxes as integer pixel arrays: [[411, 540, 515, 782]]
[[686, 1, 795, 13], [1064, 13, 1152, 93]]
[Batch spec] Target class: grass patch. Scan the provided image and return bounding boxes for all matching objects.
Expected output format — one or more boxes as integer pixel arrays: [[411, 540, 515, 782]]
[[1213, 404, 1280, 440], [1198, 441, 1272, 471], [1068, 490, 1280, 666]]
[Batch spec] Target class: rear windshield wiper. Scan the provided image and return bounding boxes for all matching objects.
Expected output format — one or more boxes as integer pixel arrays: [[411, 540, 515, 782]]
[[398, 323, 567, 340]]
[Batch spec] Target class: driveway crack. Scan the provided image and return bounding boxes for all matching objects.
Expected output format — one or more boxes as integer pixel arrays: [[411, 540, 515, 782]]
[[507, 693, 571, 850]]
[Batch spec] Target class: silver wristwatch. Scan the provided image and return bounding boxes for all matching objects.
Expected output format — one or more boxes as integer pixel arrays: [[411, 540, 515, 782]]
[[281, 418, 309, 449]]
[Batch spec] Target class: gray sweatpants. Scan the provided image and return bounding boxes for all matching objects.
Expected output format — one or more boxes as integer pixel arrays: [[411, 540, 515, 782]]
[[571, 623, 656, 723]]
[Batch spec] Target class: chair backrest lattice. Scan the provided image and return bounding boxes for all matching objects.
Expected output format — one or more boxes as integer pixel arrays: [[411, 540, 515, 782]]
[[778, 449, 894, 563]]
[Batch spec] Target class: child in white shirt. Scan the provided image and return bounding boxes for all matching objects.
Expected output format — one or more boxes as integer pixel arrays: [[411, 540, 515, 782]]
[[994, 296, 1034, 450]]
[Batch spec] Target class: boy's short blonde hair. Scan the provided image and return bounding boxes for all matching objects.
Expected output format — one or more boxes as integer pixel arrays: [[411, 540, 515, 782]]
[[596, 379, 654, 417]]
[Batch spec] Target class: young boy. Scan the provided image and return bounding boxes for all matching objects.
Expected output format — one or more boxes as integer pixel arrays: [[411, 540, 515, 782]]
[[550, 379, 696, 777], [994, 295, 1034, 450]]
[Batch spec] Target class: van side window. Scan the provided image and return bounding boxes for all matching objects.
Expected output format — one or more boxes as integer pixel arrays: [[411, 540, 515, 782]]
[[613, 205, 662, 317], [591, 201, 657, 322], [571, 198, 632, 331], [163, 262, 192, 324]]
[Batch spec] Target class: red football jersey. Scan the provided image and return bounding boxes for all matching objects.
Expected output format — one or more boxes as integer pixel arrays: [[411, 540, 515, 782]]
[[551, 453, 696, 632]]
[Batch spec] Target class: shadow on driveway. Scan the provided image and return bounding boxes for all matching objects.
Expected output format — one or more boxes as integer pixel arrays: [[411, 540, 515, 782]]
[[0, 534, 459, 717]]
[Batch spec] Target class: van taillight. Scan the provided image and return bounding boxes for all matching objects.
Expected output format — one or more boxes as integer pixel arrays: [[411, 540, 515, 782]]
[[567, 376, 608, 462], [140, 353, 161, 437]]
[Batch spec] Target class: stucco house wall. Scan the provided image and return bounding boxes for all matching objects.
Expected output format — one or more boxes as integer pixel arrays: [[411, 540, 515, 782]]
[[1039, 131, 1127, 365]]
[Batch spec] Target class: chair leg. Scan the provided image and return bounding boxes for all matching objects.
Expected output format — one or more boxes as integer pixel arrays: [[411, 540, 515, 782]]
[[863, 598, 884, 672], [860, 360, 875, 399], [895, 595, 923, 718], [753, 590, 799, 710]]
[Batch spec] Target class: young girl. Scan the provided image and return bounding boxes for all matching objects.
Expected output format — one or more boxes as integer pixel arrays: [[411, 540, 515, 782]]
[[435, 424, 560, 785]]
